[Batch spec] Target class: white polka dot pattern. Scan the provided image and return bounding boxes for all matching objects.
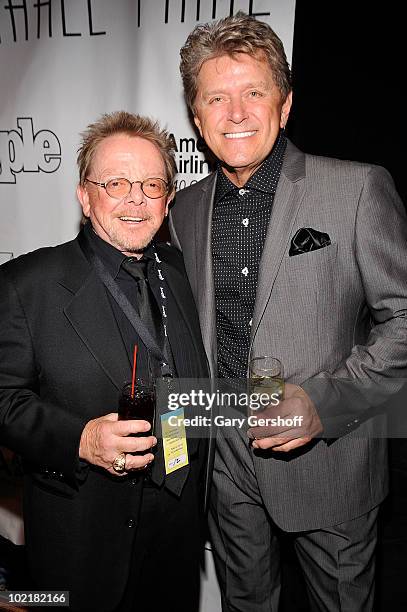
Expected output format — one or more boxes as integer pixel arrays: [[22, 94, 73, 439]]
[[212, 133, 287, 378]]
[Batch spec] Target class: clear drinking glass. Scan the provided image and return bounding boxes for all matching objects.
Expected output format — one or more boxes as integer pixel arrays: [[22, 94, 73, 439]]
[[118, 379, 155, 436], [248, 356, 284, 414]]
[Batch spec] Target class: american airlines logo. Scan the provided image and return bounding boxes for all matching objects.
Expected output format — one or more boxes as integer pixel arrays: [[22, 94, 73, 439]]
[[0, 118, 61, 184]]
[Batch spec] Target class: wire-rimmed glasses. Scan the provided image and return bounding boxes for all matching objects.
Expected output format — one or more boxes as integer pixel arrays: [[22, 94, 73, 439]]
[[85, 177, 169, 200]]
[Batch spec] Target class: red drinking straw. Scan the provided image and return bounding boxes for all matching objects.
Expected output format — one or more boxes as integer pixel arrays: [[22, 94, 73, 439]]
[[131, 345, 138, 399]]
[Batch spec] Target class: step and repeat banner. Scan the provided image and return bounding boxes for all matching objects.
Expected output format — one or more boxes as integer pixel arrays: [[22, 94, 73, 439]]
[[0, 1, 295, 608]]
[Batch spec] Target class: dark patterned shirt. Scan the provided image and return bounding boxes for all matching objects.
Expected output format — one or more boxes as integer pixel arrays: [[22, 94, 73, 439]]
[[212, 131, 287, 378]]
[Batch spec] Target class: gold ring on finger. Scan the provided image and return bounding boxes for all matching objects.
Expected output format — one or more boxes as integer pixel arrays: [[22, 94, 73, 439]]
[[112, 452, 126, 473]]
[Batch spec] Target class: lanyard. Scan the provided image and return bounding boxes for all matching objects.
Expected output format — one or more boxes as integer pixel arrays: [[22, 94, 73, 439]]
[[80, 236, 173, 378]]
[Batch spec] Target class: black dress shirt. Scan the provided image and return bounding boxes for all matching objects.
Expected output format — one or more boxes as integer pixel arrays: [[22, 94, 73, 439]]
[[212, 131, 287, 378]]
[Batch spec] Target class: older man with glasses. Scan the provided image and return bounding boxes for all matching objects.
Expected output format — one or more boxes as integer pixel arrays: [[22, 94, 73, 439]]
[[0, 111, 209, 612]]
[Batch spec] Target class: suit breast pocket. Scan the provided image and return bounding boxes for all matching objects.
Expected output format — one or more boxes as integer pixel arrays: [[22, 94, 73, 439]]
[[281, 243, 338, 299], [282, 242, 339, 303], [284, 243, 338, 273]]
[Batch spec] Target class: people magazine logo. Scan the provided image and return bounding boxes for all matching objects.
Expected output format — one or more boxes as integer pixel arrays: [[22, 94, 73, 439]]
[[0, 118, 61, 184]]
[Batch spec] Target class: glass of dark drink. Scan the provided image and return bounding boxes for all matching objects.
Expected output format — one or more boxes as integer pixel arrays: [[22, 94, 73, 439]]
[[118, 380, 156, 437]]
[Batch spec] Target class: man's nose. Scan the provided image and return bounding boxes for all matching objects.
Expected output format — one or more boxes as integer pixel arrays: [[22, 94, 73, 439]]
[[125, 181, 145, 205], [228, 97, 248, 123]]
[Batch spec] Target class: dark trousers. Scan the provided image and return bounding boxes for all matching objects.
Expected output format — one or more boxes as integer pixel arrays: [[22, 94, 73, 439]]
[[116, 474, 202, 612]]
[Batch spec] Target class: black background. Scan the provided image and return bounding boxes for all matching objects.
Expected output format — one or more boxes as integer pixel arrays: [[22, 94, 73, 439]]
[[284, 1, 406, 609]]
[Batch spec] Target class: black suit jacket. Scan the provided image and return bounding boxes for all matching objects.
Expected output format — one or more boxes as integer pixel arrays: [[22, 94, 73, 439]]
[[0, 232, 209, 610]]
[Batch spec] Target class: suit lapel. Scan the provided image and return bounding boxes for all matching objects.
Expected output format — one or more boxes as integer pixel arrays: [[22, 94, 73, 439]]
[[60, 246, 130, 391], [251, 142, 306, 343], [193, 175, 218, 376]]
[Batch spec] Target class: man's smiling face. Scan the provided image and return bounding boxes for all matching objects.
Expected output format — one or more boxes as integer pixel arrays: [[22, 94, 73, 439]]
[[77, 134, 172, 257], [193, 52, 292, 187]]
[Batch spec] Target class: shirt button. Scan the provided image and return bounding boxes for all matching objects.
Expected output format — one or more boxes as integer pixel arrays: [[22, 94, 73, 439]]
[[242, 218, 249, 227], [239, 188, 247, 196], [126, 517, 136, 528], [241, 266, 249, 276]]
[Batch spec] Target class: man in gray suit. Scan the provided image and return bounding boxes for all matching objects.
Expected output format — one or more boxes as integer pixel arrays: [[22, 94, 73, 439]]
[[170, 12, 407, 612]]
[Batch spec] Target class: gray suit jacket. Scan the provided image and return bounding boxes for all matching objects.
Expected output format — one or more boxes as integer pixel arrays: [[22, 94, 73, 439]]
[[169, 140, 407, 531]]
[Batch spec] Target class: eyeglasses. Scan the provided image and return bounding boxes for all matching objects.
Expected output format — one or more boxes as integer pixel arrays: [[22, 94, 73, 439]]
[[85, 177, 169, 200]]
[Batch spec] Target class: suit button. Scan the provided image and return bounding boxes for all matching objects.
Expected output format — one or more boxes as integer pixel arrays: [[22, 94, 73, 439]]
[[126, 517, 136, 528]]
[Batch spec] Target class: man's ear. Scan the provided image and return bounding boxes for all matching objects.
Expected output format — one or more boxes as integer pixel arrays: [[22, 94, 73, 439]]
[[193, 114, 203, 137], [77, 184, 90, 218], [164, 188, 176, 216], [280, 91, 293, 129]]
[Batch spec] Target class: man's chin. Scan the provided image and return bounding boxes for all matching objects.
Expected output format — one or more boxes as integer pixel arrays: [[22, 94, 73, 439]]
[[124, 246, 148, 255], [118, 238, 153, 256]]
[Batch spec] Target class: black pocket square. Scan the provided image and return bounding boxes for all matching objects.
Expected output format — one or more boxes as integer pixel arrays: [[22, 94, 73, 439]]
[[289, 227, 331, 256]]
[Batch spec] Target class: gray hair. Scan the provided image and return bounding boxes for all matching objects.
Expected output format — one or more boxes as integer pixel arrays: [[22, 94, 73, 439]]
[[180, 11, 292, 112], [77, 111, 177, 186]]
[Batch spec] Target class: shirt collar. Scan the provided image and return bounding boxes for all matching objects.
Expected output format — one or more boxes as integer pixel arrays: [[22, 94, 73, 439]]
[[84, 222, 155, 279], [215, 130, 287, 202]]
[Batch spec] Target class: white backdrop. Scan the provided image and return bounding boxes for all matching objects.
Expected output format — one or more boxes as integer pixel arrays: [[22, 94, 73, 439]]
[[0, 1, 295, 608]]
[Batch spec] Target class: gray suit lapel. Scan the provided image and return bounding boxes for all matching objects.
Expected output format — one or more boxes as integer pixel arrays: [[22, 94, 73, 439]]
[[251, 141, 306, 341], [194, 175, 218, 376]]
